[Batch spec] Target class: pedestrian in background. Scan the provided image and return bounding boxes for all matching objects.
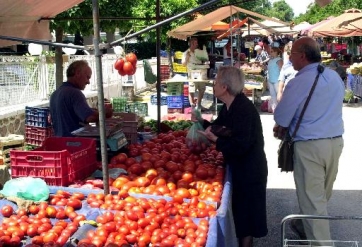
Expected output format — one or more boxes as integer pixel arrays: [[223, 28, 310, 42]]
[[195, 66, 268, 247], [277, 43, 297, 102], [267, 47, 283, 113], [182, 37, 207, 110], [274, 37, 344, 243]]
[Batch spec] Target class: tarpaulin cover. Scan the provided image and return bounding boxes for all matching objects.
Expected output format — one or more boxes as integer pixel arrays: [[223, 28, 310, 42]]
[[311, 9, 362, 37], [0, 0, 84, 47]]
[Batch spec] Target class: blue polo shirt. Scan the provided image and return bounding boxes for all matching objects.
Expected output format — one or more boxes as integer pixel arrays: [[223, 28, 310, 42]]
[[274, 63, 344, 141], [50, 82, 94, 137]]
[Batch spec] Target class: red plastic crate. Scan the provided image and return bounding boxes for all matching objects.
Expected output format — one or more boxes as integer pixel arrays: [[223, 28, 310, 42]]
[[25, 125, 53, 147], [10, 137, 97, 186]]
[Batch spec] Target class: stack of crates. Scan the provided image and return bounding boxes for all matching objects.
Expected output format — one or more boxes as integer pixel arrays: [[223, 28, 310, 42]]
[[173, 51, 187, 73], [160, 58, 171, 81], [167, 82, 185, 114], [111, 97, 148, 117], [183, 82, 191, 108], [25, 106, 53, 147], [0, 135, 24, 166], [111, 97, 128, 112], [113, 113, 138, 144], [126, 102, 148, 117]]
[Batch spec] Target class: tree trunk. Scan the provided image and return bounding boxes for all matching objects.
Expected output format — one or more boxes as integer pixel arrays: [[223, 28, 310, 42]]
[[106, 31, 115, 54], [55, 27, 64, 89]]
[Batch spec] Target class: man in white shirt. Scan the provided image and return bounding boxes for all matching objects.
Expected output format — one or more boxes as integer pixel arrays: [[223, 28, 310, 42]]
[[182, 37, 206, 110]]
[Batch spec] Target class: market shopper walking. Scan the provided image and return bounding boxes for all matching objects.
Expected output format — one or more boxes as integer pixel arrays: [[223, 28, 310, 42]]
[[274, 37, 344, 244], [267, 47, 283, 112], [50, 60, 113, 137], [194, 66, 268, 247]]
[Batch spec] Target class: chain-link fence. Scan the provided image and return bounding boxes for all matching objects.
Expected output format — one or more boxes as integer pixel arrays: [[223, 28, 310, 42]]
[[0, 54, 165, 116]]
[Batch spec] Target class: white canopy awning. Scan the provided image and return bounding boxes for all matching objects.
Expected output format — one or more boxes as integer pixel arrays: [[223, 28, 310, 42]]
[[167, 5, 289, 40]]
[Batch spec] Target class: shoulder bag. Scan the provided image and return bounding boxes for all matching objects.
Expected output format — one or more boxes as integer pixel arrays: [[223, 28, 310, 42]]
[[278, 64, 324, 172]]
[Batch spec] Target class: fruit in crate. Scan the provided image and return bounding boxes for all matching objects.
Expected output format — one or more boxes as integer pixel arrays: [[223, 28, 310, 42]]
[[240, 62, 262, 73]]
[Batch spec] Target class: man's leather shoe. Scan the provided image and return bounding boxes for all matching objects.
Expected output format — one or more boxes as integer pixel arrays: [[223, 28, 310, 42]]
[[290, 219, 307, 240]]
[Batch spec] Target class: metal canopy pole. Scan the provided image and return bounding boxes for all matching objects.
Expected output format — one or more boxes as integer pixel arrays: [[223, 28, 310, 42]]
[[0, 36, 86, 50], [92, 0, 109, 194], [156, 0, 161, 133]]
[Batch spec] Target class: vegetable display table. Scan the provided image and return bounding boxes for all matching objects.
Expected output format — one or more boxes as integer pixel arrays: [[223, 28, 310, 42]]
[[0, 165, 237, 247]]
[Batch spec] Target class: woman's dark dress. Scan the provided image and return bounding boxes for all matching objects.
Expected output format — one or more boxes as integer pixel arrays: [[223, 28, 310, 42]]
[[204, 93, 268, 238]]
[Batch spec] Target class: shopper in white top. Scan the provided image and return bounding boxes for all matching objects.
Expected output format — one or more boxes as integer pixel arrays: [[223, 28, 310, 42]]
[[182, 37, 206, 110]]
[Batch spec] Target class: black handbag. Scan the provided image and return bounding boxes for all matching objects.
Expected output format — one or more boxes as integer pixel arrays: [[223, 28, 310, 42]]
[[278, 64, 324, 172]]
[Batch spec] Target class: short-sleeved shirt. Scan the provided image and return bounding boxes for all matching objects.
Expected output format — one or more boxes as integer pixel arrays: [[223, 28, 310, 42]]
[[255, 50, 269, 63], [50, 82, 94, 137], [274, 63, 344, 141], [181, 49, 201, 70], [278, 61, 297, 88]]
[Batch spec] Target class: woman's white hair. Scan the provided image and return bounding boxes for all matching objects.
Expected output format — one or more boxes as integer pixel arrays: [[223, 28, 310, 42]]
[[217, 66, 245, 96]]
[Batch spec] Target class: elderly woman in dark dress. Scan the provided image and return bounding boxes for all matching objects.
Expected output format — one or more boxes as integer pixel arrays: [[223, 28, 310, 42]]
[[196, 66, 268, 247]]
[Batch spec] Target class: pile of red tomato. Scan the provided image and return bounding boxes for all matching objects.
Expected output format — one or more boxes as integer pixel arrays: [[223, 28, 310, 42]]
[[114, 52, 138, 76], [0, 129, 225, 247], [109, 129, 225, 204], [0, 200, 84, 247]]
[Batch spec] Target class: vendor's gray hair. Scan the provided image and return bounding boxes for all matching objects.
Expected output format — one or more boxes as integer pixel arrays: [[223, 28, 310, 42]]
[[217, 66, 245, 96], [66, 60, 90, 77]]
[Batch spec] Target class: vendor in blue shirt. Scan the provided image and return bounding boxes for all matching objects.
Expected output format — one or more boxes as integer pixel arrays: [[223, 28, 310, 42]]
[[50, 60, 113, 137]]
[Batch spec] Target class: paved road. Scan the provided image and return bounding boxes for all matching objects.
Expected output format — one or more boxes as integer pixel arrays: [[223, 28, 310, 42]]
[[254, 103, 362, 247]]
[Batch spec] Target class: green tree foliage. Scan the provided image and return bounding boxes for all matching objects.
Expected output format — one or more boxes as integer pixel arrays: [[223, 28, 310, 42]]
[[129, 0, 198, 43], [295, 0, 362, 24], [266, 0, 294, 22], [51, 0, 135, 37]]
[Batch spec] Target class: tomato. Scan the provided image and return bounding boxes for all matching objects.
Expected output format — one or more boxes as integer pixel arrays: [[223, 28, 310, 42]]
[[71, 192, 85, 201], [9, 236, 21, 246], [96, 215, 108, 224], [125, 52, 137, 66], [67, 198, 82, 210], [56, 234, 69, 246], [45, 206, 57, 218], [38, 202, 48, 211], [26, 225, 38, 237], [55, 209, 67, 219], [1, 205, 13, 217], [73, 215, 86, 226], [123, 61, 134, 75], [31, 235, 44, 245], [28, 205, 39, 215], [114, 58, 125, 71], [118, 68, 127, 76], [125, 234, 137, 244]]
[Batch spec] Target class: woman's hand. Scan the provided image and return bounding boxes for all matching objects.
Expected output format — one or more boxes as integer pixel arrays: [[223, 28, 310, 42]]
[[198, 126, 218, 142]]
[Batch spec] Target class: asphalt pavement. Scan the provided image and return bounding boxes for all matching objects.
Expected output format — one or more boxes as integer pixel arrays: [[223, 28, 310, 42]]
[[254, 102, 362, 247]]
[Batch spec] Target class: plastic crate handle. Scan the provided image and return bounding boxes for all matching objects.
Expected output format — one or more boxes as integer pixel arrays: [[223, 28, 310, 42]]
[[66, 141, 82, 147], [26, 155, 44, 162]]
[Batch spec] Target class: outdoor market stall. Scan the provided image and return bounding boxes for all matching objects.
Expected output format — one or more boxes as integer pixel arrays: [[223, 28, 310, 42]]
[[310, 9, 362, 99]]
